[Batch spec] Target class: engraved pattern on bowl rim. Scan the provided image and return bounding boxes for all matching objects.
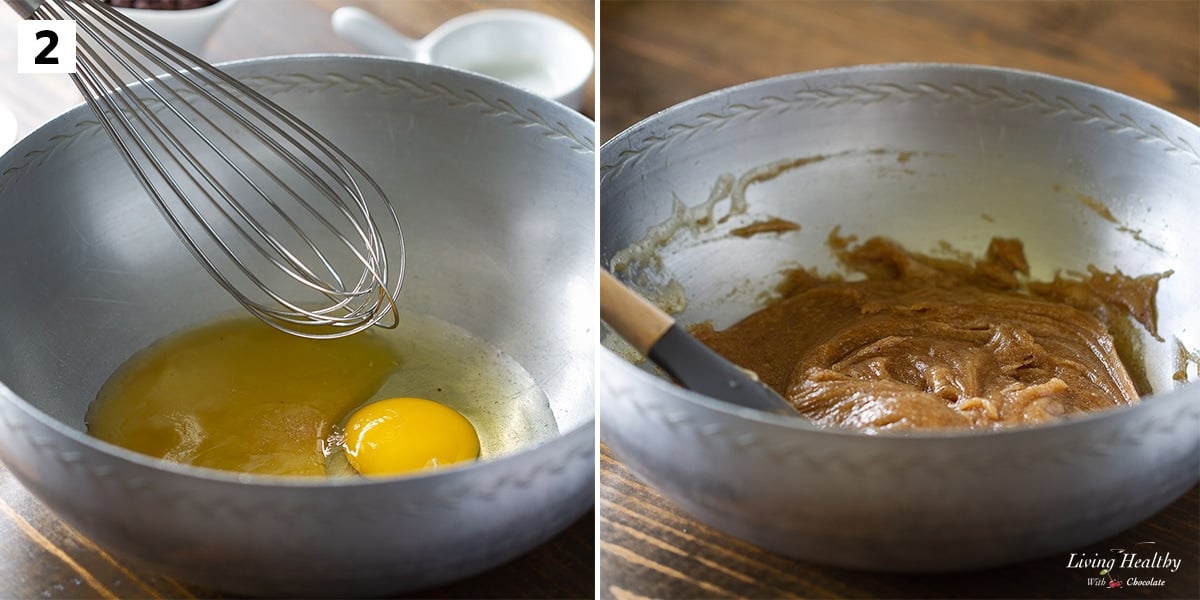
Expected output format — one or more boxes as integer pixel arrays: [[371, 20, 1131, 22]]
[[600, 64, 1200, 185]]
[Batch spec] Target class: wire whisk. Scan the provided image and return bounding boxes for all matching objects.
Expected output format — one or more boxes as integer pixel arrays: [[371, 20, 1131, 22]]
[[10, 0, 404, 339]]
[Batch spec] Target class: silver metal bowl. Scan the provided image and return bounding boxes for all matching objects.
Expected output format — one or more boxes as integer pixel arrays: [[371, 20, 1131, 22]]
[[600, 64, 1199, 571], [0, 55, 594, 596]]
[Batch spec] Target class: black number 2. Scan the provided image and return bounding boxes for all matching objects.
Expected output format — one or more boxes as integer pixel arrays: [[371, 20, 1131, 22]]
[[35, 30, 59, 65]]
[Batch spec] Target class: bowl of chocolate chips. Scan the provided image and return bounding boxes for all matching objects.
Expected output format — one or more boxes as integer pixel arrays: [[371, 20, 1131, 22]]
[[106, 0, 240, 54]]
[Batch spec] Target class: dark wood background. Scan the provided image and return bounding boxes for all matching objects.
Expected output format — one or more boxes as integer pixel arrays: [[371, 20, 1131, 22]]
[[601, 0, 1197, 141], [0, 1, 595, 598], [600, 1, 1198, 598]]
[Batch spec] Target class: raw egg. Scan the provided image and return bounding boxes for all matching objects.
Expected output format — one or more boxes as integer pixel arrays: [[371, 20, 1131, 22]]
[[341, 397, 480, 476], [86, 312, 558, 478]]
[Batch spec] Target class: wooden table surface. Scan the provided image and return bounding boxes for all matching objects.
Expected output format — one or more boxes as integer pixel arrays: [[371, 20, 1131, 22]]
[[599, 1, 1199, 599], [0, 1, 595, 598]]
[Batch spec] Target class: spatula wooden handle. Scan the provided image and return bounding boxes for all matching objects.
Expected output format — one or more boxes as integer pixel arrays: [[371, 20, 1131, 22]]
[[600, 269, 796, 414], [599, 270, 675, 355]]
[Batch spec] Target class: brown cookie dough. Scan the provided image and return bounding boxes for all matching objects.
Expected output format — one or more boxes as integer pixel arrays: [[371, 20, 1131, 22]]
[[693, 232, 1168, 432]]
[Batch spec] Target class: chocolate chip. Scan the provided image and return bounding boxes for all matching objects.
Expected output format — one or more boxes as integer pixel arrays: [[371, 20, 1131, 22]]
[[104, 0, 221, 9]]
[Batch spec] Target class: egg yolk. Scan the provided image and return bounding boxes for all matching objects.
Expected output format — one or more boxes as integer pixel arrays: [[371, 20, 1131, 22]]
[[342, 397, 480, 477]]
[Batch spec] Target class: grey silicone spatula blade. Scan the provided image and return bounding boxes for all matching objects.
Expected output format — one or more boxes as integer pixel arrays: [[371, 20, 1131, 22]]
[[600, 270, 796, 415]]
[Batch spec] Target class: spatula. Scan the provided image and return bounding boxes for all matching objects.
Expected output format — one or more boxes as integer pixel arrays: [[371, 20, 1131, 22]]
[[600, 270, 797, 415]]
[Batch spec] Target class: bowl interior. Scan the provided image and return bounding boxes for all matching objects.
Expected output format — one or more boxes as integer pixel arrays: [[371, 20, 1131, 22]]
[[0, 55, 595, 468], [601, 64, 1199, 401]]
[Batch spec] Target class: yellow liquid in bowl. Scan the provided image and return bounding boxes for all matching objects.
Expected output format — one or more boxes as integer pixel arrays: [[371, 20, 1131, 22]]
[[86, 314, 558, 477]]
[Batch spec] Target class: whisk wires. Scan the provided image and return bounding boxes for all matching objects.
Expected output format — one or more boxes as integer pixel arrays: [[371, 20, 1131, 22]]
[[31, 0, 404, 338]]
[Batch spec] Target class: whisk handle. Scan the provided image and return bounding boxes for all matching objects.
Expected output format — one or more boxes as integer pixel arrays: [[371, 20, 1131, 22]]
[[4, 0, 42, 18]]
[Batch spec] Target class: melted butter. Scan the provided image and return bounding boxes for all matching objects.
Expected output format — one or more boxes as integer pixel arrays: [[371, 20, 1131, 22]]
[[86, 313, 558, 477]]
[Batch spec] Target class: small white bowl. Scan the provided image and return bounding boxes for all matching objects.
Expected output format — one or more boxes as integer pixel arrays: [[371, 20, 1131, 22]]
[[333, 7, 593, 110]]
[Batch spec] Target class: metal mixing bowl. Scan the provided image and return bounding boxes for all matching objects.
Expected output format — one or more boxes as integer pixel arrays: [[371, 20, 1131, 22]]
[[600, 64, 1198, 571], [0, 55, 594, 596]]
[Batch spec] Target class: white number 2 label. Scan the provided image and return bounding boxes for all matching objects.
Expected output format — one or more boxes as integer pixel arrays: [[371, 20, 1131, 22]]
[[17, 19, 76, 74]]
